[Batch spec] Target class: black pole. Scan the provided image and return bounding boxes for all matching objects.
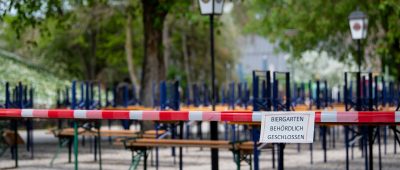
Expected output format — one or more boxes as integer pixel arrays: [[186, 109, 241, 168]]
[[368, 73, 374, 170], [14, 83, 23, 168], [356, 72, 361, 115], [13, 119, 18, 168], [345, 126, 349, 170], [209, 14, 219, 170], [278, 73, 290, 170], [144, 150, 148, 170], [97, 120, 102, 170], [378, 126, 382, 170], [357, 40, 361, 72], [345, 73, 350, 170], [368, 126, 373, 170], [179, 121, 184, 170], [356, 71, 368, 170]]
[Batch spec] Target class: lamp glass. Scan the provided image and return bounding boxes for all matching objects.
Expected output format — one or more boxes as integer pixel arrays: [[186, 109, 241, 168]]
[[198, 0, 224, 15], [213, 0, 224, 14], [348, 10, 368, 40], [199, 0, 213, 15], [349, 19, 364, 39]]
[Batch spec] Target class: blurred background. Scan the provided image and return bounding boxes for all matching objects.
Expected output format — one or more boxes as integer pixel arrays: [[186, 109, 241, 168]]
[[0, 0, 398, 107]]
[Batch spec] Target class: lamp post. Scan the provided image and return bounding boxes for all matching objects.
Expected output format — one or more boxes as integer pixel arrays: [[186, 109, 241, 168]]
[[348, 8, 368, 119], [348, 8, 368, 72], [348, 8, 369, 170], [198, 0, 224, 170]]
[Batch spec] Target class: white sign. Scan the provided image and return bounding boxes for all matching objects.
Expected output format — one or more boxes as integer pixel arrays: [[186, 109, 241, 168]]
[[259, 112, 315, 143]]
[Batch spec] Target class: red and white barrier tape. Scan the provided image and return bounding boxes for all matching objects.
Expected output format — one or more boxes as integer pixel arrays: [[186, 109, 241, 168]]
[[0, 109, 399, 124]]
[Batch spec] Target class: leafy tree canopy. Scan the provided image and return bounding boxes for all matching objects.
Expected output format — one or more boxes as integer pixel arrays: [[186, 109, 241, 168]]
[[241, 0, 400, 79]]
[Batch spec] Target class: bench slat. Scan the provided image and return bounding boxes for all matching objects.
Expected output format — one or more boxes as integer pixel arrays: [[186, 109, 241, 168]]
[[52, 128, 140, 137], [125, 139, 270, 150]]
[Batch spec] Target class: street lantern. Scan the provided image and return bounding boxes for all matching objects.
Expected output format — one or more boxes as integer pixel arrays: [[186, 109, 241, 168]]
[[348, 8, 368, 73], [199, 0, 224, 15], [348, 9, 368, 40]]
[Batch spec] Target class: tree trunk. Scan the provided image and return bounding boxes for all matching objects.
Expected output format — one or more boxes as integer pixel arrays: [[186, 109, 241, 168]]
[[182, 32, 193, 99], [393, 39, 400, 82], [163, 17, 171, 71], [140, 0, 171, 107], [125, 12, 139, 88], [76, 46, 91, 80], [90, 29, 97, 80]]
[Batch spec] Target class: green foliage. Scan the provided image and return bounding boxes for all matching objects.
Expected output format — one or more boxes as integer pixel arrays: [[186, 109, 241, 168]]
[[1, 1, 145, 83], [0, 0, 65, 38], [166, 0, 236, 85], [0, 0, 237, 96], [242, 0, 400, 79], [0, 50, 69, 107]]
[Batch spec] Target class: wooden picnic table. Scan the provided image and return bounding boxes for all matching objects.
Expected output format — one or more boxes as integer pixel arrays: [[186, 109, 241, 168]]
[[122, 138, 271, 170]]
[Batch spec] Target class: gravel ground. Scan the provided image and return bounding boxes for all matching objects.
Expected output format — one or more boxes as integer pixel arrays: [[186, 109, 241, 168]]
[[1, 126, 400, 170]]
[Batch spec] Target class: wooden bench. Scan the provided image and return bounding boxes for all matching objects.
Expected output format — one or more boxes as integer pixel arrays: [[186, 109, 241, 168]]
[[113, 130, 167, 146], [0, 130, 24, 157], [127, 139, 233, 148], [180, 105, 252, 112], [50, 127, 165, 146], [294, 104, 347, 111], [51, 128, 140, 138], [49, 127, 143, 167], [2, 130, 24, 145], [103, 106, 154, 110], [122, 138, 272, 170]]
